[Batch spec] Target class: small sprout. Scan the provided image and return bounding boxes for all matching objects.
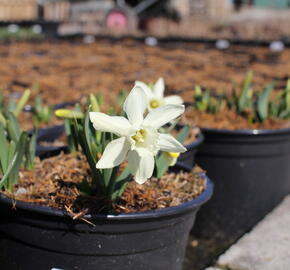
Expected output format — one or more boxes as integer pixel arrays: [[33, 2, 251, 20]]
[[30, 94, 53, 127], [14, 89, 31, 117], [55, 109, 84, 119], [192, 72, 290, 123], [237, 71, 253, 114], [89, 94, 100, 112], [257, 83, 274, 122], [194, 86, 209, 112]]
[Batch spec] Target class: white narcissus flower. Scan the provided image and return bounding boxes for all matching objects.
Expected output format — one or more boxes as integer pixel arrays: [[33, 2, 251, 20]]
[[89, 85, 187, 184], [135, 77, 184, 111]]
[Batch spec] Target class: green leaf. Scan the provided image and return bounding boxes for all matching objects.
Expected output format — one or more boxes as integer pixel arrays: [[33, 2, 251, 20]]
[[103, 168, 113, 188], [89, 94, 100, 112], [176, 125, 190, 144], [0, 112, 6, 127], [238, 71, 253, 113], [257, 83, 274, 122], [194, 86, 210, 112], [242, 70, 253, 94], [106, 165, 120, 198], [279, 108, 290, 119], [72, 117, 104, 194], [14, 89, 31, 117], [195, 85, 202, 96], [0, 124, 8, 173], [285, 79, 290, 110], [111, 167, 131, 201], [25, 131, 37, 170], [6, 112, 21, 142], [155, 154, 170, 179], [0, 132, 27, 191], [269, 100, 280, 118], [64, 119, 77, 152]]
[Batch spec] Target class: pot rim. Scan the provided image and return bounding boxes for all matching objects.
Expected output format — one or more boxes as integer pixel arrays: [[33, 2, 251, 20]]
[[201, 126, 290, 136], [0, 174, 213, 221]]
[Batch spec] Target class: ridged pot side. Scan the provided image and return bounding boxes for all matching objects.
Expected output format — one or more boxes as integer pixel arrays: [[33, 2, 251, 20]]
[[0, 175, 213, 270], [193, 127, 290, 242]]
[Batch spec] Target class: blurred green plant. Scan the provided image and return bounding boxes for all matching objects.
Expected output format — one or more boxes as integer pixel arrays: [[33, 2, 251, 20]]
[[193, 71, 290, 123], [0, 89, 31, 119], [0, 112, 36, 192], [0, 27, 43, 42], [31, 94, 53, 127]]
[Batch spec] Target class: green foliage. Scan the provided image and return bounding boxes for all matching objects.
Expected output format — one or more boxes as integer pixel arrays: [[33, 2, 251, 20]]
[[237, 71, 253, 114], [154, 125, 190, 179], [89, 94, 100, 112], [0, 89, 31, 118], [0, 27, 44, 42], [194, 86, 210, 111], [192, 72, 290, 123], [14, 90, 31, 117], [66, 114, 131, 203], [31, 94, 53, 127], [257, 83, 274, 122], [0, 113, 36, 192]]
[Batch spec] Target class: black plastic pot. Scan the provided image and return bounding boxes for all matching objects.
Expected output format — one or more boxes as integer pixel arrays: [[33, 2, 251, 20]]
[[36, 145, 69, 160], [0, 172, 213, 270], [34, 124, 67, 159], [193, 127, 290, 242], [178, 134, 204, 168], [36, 124, 65, 143]]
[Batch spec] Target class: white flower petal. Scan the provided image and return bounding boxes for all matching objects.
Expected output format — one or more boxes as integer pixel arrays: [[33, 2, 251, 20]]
[[164, 95, 184, 105], [96, 137, 130, 168], [128, 149, 154, 184], [123, 85, 148, 125], [158, 133, 187, 153], [135, 81, 154, 99], [143, 104, 185, 129], [153, 77, 165, 98], [89, 112, 131, 136]]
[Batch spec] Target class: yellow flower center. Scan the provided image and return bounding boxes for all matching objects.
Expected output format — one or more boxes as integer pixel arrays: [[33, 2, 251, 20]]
[[132, 129, 146, 144], [167, 152, 180, 159], [149, 99, 160, 109]]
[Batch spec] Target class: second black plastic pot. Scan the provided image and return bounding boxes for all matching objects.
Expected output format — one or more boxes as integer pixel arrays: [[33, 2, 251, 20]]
[[178, 134, 204, 168], [0, 169, 213, 270], [193, 127, 290, 242]]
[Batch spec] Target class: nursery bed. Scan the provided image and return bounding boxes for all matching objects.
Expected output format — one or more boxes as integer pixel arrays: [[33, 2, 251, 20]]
[[1, 39, 290, 107], [2, 38, 290, 270]]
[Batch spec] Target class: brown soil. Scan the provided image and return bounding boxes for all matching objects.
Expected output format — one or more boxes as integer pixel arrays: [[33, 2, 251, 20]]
[[183, 107, 290, 130], [1, 40, 290, 109], [4, 152, 206, 215], [19, 112, 64, 131]]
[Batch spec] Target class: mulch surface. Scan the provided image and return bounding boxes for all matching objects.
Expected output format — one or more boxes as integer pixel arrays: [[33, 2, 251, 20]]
[[183, 107, 290, 130], [4, 152, 206, 215], [1, 40, 290, 107]]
